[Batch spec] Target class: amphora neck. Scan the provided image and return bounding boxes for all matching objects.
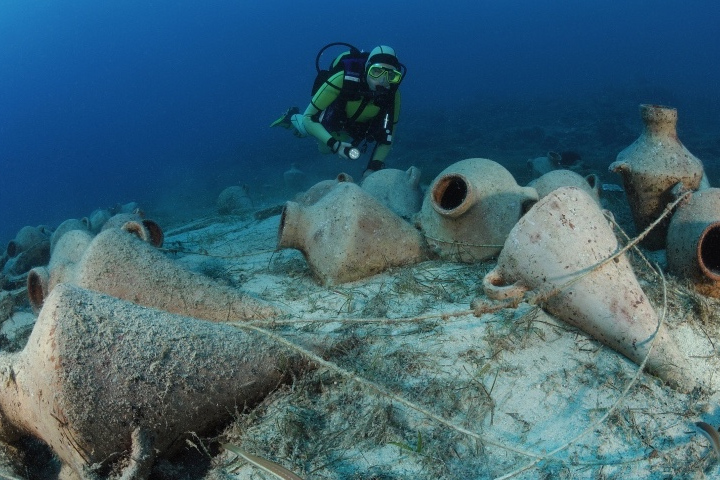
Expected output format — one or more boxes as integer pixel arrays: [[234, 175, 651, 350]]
[[640, 104, 678, 137]]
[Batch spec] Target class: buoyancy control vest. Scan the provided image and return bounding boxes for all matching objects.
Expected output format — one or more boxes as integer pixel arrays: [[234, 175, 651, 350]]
[[311, 43, 368, 97]]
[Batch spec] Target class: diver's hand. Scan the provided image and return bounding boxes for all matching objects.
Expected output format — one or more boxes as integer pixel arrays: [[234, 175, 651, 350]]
[[335, 141, 354, 159]]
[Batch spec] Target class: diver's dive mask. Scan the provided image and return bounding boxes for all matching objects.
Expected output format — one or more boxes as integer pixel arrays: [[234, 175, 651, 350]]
[[367, 64, 403, 84]]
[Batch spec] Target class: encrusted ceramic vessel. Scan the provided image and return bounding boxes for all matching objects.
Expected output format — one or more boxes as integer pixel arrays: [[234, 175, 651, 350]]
[[360, 166, 423, 220], [283, 163, 308, 191], [85, 208, 112, 233], [666, 188, 720, 298], [416, 158, 538, 262], [2, 225, 51, 276], [527, 151, 561, 179], [294, 172, 354, 206], [27, 227, 278, 320], [528, 169, 601, 205], [278, 182, 428, 285], [609, 104, 706, 250], [217, 185, 253, 215], [0, 284, 298, 479], [50, 218, 90, 253], [483, 186, 693, 392], [6, 225, 49, 257], [101, 213, 164, 247]]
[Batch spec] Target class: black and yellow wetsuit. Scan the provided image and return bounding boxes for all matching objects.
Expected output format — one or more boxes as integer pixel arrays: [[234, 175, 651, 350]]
[[272, 44, 404, 173], [301, 66, 401, 170]]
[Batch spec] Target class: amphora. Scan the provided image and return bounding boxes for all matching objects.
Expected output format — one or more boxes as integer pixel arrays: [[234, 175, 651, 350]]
[[294, 172, 353, 206], [0, 284, 300, 478], [483, 186, 693, 392], [27, 227, 279, 320], [278, 182, 428, 285], [609, 104, 706, 249], [416, 158, 538, 262], [528, 169, 601, 205], [360, 166, 423, 220], [666, 188, 720, 298]]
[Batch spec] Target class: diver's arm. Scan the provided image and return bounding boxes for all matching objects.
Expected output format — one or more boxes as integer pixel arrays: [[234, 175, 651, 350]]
[[302, 71, 344, 146]]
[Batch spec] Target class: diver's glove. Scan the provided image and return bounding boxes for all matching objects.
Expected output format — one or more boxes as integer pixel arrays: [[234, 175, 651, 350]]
[[326, 139, 355, 159]]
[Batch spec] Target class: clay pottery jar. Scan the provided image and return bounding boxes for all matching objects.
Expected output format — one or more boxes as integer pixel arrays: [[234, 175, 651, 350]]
[[416, 158, 538, 263], [217, 184, 254, 215], [27, 229, 95, 313], [6, 225, 49, 257], [50, 218, 91, 253], [27, 227, 280, 321], [527, 151, 561, 179], [528, 169, 601, 205], [294, 172, 354, 206], [609, 104, 706, 250], [277, 182, 428, 285], [283, 163, 308, 192], [2, 226, 51, 276], [0, 283, 301, 478], [1, 242, 51, 277], [111, 201, 141, 215], [360, 166, 423, 220], [85, 208, 112, 233], [482, 186, 692, 392], [101, 212, 164, 248], [666, 188, 720, 298]]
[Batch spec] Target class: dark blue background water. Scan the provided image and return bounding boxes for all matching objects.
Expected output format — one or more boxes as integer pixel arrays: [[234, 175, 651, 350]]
[[2, 0, 718, 243]]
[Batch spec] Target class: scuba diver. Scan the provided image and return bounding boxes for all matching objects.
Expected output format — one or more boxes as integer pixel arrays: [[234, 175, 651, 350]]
[[271, 43, 405, 177]]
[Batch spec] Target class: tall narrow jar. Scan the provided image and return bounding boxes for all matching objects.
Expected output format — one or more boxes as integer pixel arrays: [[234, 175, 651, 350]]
[[609, 104, 706, 250]]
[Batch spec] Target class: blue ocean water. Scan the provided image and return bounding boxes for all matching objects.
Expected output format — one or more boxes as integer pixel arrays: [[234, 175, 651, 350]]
[[1, 0, 718, 243]]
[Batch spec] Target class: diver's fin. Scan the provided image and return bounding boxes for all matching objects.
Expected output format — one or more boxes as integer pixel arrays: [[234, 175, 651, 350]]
[[270, 106, 300, 128]]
